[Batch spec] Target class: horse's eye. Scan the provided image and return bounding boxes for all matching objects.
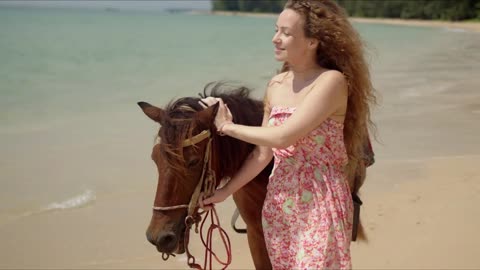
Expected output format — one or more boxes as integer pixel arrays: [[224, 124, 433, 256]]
[[186, 158, 201, 168]]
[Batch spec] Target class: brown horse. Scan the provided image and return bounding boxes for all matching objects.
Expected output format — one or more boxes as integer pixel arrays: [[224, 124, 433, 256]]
[[138, 83, 273, 269], [138, 82, 372, 269]]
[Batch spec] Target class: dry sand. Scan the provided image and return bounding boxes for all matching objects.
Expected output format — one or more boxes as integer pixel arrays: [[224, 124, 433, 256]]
[[95, 155, 480, 269], [2, 153, 479, 269], [351, 155, 480, 269]]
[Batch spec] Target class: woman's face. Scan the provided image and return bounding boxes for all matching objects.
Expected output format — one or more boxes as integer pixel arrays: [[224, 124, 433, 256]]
[[272, 8, 316, 64]]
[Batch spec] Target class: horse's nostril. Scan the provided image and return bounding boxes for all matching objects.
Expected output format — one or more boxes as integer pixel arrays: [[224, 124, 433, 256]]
[[157, 232, 177, 252]]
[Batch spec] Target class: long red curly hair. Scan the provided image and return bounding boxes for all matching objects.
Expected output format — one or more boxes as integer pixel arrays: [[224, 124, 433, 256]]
[[280, 0, 377, 240], [281, 0, 377, 192]]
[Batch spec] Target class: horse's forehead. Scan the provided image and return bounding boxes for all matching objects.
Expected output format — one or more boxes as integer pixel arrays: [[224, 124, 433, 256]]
[[159, 125, 183, 143], [161, 116, 201, 133], [166, 103, 199, 119]]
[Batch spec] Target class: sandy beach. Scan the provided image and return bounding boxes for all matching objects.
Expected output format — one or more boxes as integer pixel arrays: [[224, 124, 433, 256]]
[[351, 155, 480, 269], [1, 7, 480, 270], [2, 155, 479, 269]]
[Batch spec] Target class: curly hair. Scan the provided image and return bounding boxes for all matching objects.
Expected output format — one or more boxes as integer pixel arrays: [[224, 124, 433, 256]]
[[282, 0, 377, 193]]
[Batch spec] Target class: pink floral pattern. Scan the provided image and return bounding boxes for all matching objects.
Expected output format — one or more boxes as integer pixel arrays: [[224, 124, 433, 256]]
[[262, 106, 353, 270]]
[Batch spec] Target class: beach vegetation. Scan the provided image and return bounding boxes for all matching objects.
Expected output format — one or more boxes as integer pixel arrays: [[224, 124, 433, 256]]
[[212, 0, 480, 21]]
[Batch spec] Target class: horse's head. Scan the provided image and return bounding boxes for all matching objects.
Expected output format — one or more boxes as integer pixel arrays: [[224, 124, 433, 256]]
[[138, 98, 219, 255]]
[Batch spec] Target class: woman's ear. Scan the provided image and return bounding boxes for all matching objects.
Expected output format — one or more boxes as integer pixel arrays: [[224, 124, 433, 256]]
[[308, 38, 319, 50]]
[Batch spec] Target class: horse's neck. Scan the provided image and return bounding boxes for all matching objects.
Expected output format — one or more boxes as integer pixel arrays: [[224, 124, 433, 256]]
[[213, 98, 263, 177], [213, 136, 253, 179]]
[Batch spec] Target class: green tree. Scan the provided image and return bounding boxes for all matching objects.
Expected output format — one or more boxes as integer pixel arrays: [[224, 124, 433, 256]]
[[212, 0, 286, 13], [477, 0, 480, 19], [212, 0, 480, 21]]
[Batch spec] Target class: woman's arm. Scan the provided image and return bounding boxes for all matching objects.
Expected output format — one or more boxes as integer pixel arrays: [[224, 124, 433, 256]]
[[200, 96, 273, 207], [219, 70, 347, 148]]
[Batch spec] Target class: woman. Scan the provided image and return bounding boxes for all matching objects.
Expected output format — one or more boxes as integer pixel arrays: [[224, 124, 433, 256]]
[[200, 0, 376, 268]]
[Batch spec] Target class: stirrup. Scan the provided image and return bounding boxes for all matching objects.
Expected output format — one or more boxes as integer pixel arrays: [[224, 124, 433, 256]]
[[230, 208, 247, 234]]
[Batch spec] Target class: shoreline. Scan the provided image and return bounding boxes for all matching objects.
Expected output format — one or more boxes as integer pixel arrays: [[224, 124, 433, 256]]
[[350, 17, 480, 32], [207, 11, 480, 32]]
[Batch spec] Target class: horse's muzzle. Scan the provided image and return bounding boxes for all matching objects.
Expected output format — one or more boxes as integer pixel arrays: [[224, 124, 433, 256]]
[[157, 231, 178, 252], [147, 229, 186, 254], [146, 230, 177, 253]]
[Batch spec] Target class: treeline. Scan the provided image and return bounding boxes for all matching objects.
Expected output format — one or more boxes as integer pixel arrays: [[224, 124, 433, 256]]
[[212, 0, 286, 13], [212, 0, 480, 21], [338, 0, 479, 21]]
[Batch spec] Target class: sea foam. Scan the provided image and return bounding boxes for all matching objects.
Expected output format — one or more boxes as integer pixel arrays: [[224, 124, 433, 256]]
[[45, 189, 96, 211]]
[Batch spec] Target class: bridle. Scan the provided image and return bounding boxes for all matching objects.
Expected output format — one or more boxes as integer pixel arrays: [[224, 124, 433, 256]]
[[152, 129, 212, 216], [152, 129, 232, 270]]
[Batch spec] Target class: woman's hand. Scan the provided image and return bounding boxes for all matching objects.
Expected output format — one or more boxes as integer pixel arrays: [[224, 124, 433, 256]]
[[199, 97, 234, 133], [199, 97, 219, 108], [198, 187, 230, 211]]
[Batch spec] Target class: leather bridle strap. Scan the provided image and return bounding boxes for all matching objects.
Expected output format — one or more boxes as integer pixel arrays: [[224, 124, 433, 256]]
[[186, 137, 212, 217], [183, 130, 211, 147], [152, 130, 212, 212]]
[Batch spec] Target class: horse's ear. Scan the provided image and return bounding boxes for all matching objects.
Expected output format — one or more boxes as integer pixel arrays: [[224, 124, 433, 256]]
[[196, 102, 219, 127], [137, 101, 165, 123]]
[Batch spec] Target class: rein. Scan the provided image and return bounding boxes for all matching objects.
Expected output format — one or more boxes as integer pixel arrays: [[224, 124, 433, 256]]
[[152, 129, 232, 270]]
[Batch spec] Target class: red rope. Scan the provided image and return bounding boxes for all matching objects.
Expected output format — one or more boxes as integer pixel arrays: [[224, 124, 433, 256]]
[[185, 207, 232, 270], [200, 207, 232, 270]]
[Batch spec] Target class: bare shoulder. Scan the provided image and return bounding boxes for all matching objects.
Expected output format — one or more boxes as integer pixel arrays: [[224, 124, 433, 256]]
[[314, 70, 348, 95], [320, 70, 347, 86], [265, 71, 289, 102], [267, 71, 290, 87]]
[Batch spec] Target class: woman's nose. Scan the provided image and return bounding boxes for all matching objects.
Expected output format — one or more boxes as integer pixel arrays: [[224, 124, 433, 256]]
[[272, 33, 280, 44]]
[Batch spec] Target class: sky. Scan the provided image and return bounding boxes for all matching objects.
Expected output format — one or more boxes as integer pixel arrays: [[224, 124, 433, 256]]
[[0, 0, 212, 11]]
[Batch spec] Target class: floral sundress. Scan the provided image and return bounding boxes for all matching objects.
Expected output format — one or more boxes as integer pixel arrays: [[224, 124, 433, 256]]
[[262, 106, 353, 270]]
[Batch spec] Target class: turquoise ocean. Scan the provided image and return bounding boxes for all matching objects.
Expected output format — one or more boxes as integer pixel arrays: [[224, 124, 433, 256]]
[[1, 6, 479, 268]]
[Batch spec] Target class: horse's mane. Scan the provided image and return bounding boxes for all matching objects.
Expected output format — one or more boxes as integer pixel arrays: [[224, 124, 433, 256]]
[[158, 82, 264, 181]]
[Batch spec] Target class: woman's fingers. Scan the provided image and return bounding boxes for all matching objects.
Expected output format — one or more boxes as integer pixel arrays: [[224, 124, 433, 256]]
[[198, 192, 205, 208], [199, 97, 221, 107], [218, 99, 232, 119], [198, 97, 234, 132], [198, 192, 214, 211], [214, 100, 233, 129], [198, 101, 208, 109], [225, 104, 233, 120], [203, 196, 212, 206]]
